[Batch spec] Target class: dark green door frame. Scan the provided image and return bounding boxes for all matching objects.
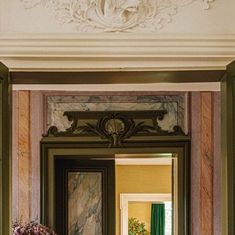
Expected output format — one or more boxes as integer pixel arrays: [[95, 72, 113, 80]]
[[0, 61, 235, 235], [40, 139, 190, 235], [221, 61, 235, 235], [0, 63, 11, 235]]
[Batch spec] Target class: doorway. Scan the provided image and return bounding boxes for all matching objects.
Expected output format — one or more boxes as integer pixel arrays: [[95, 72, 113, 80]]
[[0, 65, 234, 235], [41, 136, 190, 235]]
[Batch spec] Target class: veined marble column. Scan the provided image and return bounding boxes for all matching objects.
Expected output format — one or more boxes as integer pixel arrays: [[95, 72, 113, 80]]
[[18, 91, 31, 221], [191, 92, 220, 235], [200, 92, 213, 235]]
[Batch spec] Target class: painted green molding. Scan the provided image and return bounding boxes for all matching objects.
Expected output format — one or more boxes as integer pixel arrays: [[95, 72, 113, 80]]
[[0, 62, 11, 235], [227, 61, 235, 77], [221, 60, 235, 235]]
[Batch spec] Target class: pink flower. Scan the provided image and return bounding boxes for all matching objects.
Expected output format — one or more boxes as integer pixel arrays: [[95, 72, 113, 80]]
[[12, 220, 57, 235]]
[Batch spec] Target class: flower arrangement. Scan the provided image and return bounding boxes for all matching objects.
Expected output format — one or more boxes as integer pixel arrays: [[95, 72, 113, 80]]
[[128, 217, 150, 235], [12, 220, 57, 235]]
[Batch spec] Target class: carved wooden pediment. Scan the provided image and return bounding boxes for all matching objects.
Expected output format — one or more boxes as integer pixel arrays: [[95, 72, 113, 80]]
[[45, 110, 185, 147]]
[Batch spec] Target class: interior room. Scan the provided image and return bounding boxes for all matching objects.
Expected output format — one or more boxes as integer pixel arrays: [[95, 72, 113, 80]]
[[0, 1, 235, 235], [116, 156, 174, 235]]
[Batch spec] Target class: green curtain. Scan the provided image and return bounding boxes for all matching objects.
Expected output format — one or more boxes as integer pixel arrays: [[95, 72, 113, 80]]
[[151, 203, 165, 235]]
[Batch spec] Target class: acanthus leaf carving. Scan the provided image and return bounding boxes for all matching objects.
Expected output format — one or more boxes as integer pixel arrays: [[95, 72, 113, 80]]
[[20, 0, 215, 32]]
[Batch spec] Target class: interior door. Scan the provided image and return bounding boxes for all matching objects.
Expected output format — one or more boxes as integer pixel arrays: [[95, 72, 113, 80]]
[[55, 157, 115, 235], [0, 63, 11, 235]]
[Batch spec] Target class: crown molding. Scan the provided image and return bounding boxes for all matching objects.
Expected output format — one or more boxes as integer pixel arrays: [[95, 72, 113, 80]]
[[0, 33, 234, 71]]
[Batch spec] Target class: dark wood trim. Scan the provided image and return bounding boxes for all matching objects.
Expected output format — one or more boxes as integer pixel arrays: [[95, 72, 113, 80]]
[[41, 138, 190, 235], [44, 110, 186, 148], [0, 63, 11, 235], [221, 61, 235, 235], [11, 70, 225, 84]]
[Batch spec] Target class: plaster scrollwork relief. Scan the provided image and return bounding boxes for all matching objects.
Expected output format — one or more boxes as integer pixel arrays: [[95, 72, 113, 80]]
[[20, 0, 215, 32]]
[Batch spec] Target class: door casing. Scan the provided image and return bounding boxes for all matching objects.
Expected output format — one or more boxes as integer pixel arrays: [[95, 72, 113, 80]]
[[41, 138, 190, 235], [0, 62, 235, 235]]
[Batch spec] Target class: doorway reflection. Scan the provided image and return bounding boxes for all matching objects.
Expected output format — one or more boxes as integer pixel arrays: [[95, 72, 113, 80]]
[[116, 154, 177, 235]]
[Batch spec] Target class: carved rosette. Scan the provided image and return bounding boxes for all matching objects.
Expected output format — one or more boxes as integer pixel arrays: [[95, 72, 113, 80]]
[[44, 110, 185, 147], [21, 0, 215, 32]]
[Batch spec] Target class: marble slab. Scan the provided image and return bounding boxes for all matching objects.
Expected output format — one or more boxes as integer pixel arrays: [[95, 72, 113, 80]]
[[68, 172, 102, 235], [46, 94, 187, 134]]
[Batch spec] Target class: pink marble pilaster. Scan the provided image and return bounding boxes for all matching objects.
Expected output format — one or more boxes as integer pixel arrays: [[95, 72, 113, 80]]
[[18, 91, 31, 221], [30, 91, 44, 220], [200, 92, 213, 235], [12, 91, 19, 220]]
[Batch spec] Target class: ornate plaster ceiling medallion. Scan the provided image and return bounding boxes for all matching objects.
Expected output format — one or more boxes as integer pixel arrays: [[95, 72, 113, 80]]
[[21, 0, 215, 32]]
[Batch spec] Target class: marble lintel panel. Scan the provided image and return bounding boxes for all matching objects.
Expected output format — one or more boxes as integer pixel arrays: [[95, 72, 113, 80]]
[[46, 93, 187, 134]]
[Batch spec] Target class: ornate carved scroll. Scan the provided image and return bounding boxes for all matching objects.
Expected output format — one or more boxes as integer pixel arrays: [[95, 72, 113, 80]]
[[44, 110, 185, 147], [21, 0, 215, 33]]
